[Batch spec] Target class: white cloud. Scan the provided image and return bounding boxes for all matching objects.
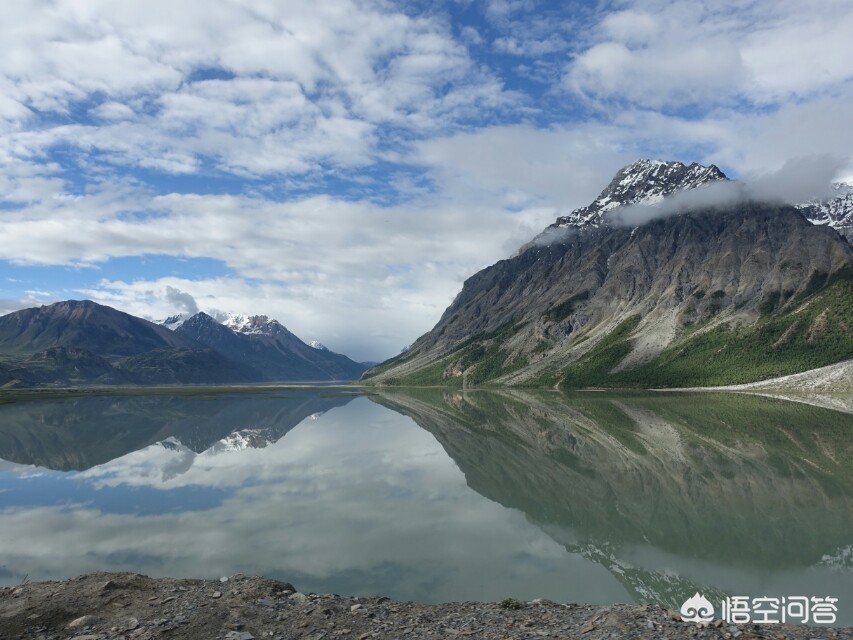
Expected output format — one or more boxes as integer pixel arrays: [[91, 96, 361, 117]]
[[415, 123, 636, 211], [0, 183, 556, 359], [164, 286, 199, 316], [565, 0, 853, 109], [460, 26, 483, 46], [493, 34, 568, 57], [0, 0, 514, 179], [568, 39, 746, 108], [89, 101, 136, 121], [0, 293, 57, 318]]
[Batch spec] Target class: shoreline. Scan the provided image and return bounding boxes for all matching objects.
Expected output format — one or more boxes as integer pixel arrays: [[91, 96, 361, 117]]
[[2, 358, 853, 417], [1, 573, 849, 640]]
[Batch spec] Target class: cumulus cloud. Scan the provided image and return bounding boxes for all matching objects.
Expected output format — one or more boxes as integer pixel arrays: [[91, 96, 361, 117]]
[[565, 0, 853, 109], [0, 0, 514, 180], [0, 183, 550, 359], [747, 155, 847, 203], [164, 286, 199, 316], [415, 123, 636, 211]]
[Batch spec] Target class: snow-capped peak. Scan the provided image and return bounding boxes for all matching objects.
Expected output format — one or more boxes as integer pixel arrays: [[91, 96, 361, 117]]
[[220, 313, 255, 332], [163, 309, 306, 340], [553, 159, 728, 230], [222, 313, 289, 336], [795, 181, 853, 242], [309, 340, 329, 351], [158, 313, 190, 330]]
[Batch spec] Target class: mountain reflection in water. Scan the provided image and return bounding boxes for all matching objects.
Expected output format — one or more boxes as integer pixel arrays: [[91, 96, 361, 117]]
[[0, 388, 850, 623]]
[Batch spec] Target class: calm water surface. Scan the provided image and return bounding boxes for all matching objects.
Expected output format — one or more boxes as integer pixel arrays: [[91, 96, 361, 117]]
[[0, 388, 850, 623]]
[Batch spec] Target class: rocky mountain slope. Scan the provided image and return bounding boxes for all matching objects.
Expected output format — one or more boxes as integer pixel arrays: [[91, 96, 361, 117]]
[[364, 160, 853, 388], [0, 300, 366, 387]]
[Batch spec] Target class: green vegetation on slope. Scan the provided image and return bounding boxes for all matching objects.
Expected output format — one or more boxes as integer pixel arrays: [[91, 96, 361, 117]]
[[558, 316, 641, 388], [555, 271, 853, 389], [462, 323, 528, 385], [619, 272, 853, 387]]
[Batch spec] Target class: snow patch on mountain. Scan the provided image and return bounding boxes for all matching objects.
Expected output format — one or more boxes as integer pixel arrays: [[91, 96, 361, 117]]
[[159, 314, 190, 330], [553, 159, 728, 230], [796, 181, 853, 241], [220, 314, 294, 338], [160, 310, 345, 356]]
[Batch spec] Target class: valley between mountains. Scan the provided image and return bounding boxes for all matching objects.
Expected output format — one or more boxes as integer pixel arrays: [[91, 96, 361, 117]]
[[1, 160, 851, 391]]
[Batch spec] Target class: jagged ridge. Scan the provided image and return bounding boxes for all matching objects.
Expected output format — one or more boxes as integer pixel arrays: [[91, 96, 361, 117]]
[[552, 159, 728, 230]]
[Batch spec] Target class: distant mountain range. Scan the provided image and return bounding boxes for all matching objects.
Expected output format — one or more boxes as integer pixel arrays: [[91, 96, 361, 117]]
[[173, 311, 366, 382], [0, 300, 367, 387], [364, 159, 853, 388]]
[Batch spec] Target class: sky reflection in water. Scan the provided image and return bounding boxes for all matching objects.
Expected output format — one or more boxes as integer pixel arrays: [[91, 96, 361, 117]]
[[0, 389, 850, 623]]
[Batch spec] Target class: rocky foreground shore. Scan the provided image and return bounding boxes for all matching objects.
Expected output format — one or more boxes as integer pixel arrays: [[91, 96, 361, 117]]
[[1, 573, 849, 640]]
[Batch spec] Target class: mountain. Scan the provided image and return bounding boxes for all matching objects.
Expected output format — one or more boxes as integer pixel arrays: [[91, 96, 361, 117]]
[[0, 300, 239, 387], [114, 347, 255, 385], [364, 160, 853, 388], [544, 160, 853, 241], [0, 301, 366, 387], [0, 299, 196, 357], [175, 312, 368, 382], [797, 181, 853, 242]]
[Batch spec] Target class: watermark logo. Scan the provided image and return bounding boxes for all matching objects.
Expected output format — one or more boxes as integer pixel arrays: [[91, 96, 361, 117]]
[[679, 594, 839, 625], [720, 596, 838, 625], [680, 593, 715, 623]]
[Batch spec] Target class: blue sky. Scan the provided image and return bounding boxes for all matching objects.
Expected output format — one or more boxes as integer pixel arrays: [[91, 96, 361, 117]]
[[1, 0, 852, 361]]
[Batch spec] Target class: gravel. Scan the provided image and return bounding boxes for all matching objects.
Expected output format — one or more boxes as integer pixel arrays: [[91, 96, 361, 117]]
[[1, 572, 850, 640]]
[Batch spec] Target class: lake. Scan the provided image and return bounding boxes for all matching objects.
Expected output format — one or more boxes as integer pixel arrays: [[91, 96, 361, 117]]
[[0, 388, 851, 624]]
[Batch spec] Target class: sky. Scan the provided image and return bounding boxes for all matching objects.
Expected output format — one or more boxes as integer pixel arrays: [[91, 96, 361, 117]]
[[1, 0, 852, 361]]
